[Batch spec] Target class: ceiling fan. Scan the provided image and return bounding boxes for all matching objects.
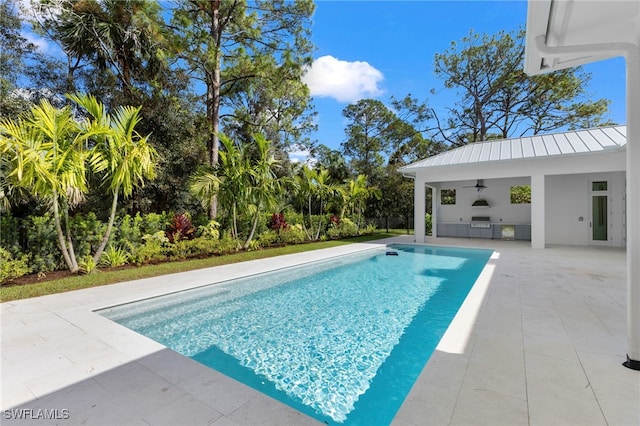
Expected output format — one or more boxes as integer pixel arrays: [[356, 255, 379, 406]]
[[463, 179, 487, 192]]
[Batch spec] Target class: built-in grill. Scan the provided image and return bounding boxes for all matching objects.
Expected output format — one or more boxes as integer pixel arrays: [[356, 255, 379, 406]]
[[470, 216, 491, 228]]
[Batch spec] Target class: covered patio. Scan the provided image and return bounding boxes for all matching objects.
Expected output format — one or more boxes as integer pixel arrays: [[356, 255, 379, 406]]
[[402, 0, 640, 370], [398, 125, 627, 250]]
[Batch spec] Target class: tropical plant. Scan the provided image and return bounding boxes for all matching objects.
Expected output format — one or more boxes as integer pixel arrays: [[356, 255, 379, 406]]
[[99, 245, 130, 268], [54, 0, 168, 99], [242, 134, 284, 249], [166, 213, 195, 243], [0, 247, 31, 283], [198, 220, 221, 240], [270, 213, 288, 231], [1, 94, 156, 273], [294, 165, 339, 240], [78, 255, 98, 275], [1, 98, 106, 273], [190, 133, 287, 249], [171, 0, 315, 218], [69, 93, 157, 265], [341, 175, 380, 231]]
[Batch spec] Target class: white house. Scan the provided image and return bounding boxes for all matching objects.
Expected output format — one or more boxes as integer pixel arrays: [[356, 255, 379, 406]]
[[398, 125, 627, 249], [400, 0, 639, 371], [523, 0, 639, 371]]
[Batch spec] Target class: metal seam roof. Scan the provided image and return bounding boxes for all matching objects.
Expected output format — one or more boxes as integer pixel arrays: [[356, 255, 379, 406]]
[[400, 125, 627, 171]]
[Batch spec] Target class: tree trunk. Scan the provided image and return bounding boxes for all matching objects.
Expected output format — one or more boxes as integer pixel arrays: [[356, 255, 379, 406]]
[[51, 194, 78, 273], [243, 209, 260, 250], [206, 0, 222, 219], [93, 191, 119, 264], [315, 200, 324, 240], [63, 209, 78, 272]]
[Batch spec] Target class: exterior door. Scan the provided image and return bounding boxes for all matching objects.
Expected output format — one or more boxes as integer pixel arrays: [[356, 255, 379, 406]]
[[590, 180, 610, 244]]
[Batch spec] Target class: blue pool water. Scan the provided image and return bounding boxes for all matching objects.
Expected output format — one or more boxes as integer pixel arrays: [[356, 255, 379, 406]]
[[99, 244, 492, 424]]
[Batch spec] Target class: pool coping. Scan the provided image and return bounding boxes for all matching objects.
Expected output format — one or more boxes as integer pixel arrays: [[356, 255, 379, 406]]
[[1, 236, 638, 425]]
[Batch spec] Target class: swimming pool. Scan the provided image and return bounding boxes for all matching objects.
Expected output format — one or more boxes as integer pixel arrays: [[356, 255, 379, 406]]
[[99, 244, 492, 424]]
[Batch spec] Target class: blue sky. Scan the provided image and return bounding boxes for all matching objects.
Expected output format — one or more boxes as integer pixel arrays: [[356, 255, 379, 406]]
[[298, 1, 627, 160], [17, 0, 627, 162]]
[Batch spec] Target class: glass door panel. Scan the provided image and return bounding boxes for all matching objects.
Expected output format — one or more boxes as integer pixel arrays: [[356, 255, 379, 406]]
[[592, 195, 608, 241]]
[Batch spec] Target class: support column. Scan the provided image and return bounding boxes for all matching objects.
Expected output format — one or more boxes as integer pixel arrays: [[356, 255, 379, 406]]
[[624, 48, 640, 370], [414, 178, 426, 243], [530, 174, 546, 249], [429, 185, 438, 237]]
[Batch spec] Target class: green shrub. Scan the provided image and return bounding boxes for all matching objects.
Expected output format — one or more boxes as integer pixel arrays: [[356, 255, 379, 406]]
[[78, 255, 98, 275], [70, 212, 105, 259], [257, 230, 279, 247], [327, 218, 359, 239], [129, 231, 168, 265], [0, 247, 31, 283], [25, 214, 61, 273], [213, 235, 241, 254], [246, 239, 261, 251], [181, 236, 219, 257], [284, 210, 304, 227], [359, 224, 378, 235], [100, 245, 130, 268], [0, 214, 20, 252], [142, 212, 168, 235], [279, 224, 307, 244], [425, 213, 432, 235], [166, 237, 191, 260], [198, 220, 221, 240], [117, 213, 144, 246]]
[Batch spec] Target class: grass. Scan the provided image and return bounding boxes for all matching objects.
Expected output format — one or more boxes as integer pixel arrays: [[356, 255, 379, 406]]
[[0, 231, 412, 302]]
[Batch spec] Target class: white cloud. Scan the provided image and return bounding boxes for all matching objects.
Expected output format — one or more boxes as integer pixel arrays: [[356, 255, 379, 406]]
[[16, 0, 63, 56], [302, 55, 384, 103], [21, 31, 53, 54], [288, 147, 316, 166]]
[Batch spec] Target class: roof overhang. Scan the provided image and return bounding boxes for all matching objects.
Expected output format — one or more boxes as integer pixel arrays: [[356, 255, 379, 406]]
[[398, 126, 627, 179], [524, 0, 640, 75]]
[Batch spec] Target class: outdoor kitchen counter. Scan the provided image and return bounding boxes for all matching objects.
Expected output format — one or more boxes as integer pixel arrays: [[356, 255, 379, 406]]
[[436, 223, 531, 240]]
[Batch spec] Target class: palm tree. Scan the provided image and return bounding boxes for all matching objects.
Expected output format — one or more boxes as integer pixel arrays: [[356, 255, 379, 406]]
[[217, 134, 251, 242], [295, 165, 317, 240], [56, 0, 166, 98], [2, 94, 156, 272], [1, 99, 105, 272], [242, 134, 282, 249], [342, 175, 380, 231], [294, 165, 338, 241], [68, 93, 157, 264], [311, 168, 339, 240], [190, 133, 288, 248]]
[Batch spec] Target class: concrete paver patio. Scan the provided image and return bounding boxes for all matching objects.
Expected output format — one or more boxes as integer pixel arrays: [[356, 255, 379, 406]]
[[1, 236, 638, 425]]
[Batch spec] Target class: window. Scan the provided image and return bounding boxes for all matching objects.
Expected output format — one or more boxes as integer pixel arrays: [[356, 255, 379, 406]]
[[510, 185, 531, 204], [441, 189, 456, 205], [592, 181, 608, 191]]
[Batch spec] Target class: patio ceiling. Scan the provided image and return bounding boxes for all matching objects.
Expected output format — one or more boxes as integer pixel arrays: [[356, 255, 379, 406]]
[[524, 0, 640, 74]]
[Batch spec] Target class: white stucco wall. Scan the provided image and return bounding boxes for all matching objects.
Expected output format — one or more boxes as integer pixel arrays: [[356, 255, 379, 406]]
[[544, 172, 625, 247], [432, 172, 625, 247], [436, 177, 532, 225], [546, 174, 589, 245]]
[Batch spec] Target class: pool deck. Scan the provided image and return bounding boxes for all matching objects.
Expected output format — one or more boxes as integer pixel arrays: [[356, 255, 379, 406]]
[[1, 236, 638, 425]]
